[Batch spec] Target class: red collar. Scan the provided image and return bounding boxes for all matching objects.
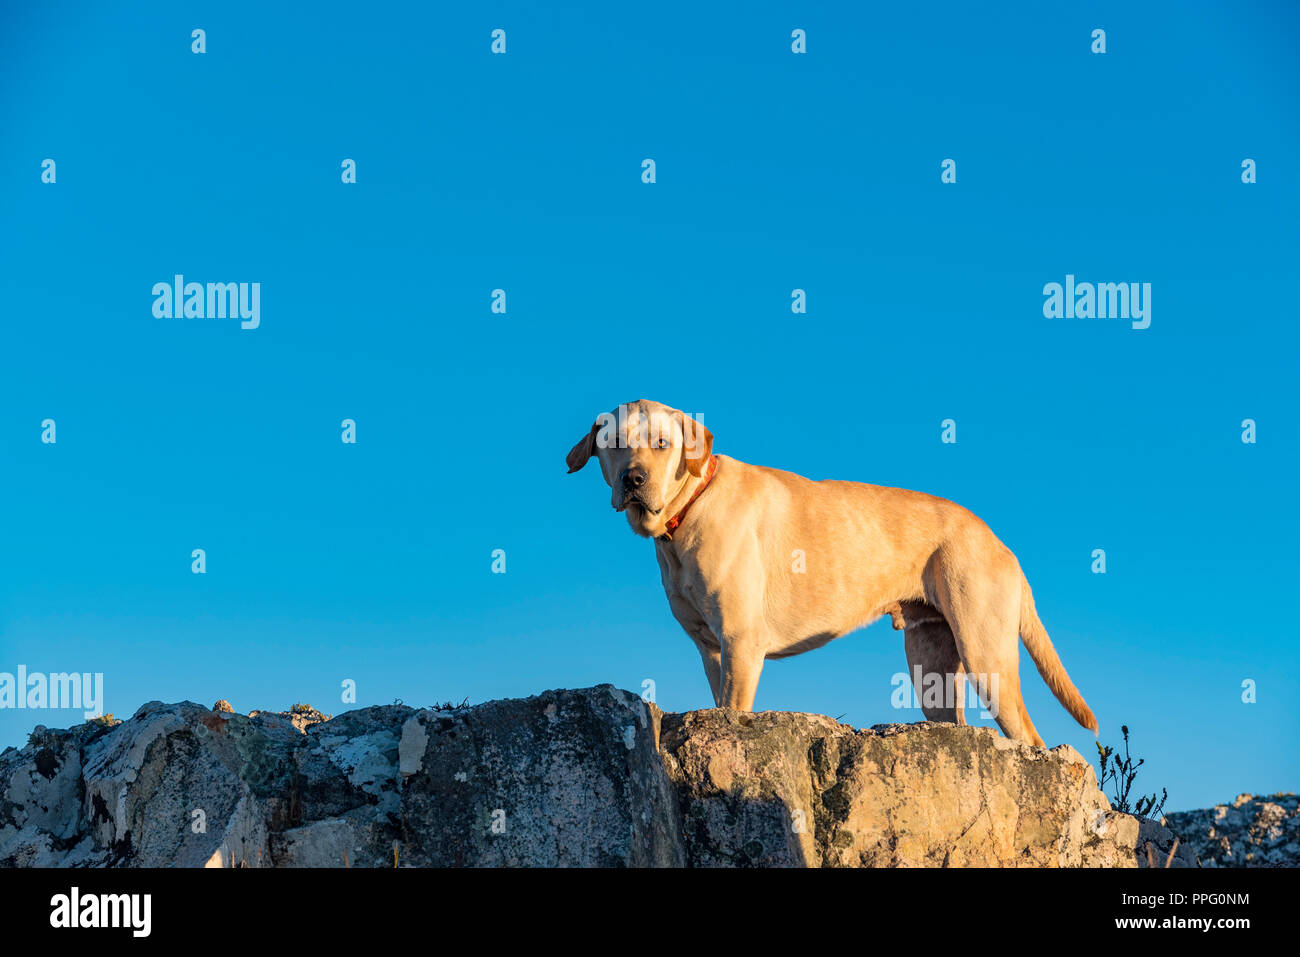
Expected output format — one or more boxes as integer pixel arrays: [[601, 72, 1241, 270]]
[[659, 455, 717, 541]]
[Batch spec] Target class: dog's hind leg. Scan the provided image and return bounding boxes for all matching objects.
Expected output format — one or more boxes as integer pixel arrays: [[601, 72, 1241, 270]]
[[929, 555, 1046, 747], [902, 618, 967, 725]]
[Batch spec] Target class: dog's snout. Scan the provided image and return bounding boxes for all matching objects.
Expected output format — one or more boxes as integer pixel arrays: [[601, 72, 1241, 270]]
[[621, 466, 648, 489]]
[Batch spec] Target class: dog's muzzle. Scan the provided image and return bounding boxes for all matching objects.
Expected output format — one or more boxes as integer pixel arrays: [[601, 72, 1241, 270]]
[[616, 493, 660, 514], [616, 466, 659, 513], [616, 466, 651, 512]]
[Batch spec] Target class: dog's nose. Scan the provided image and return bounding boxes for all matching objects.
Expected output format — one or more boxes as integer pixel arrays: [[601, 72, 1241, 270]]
[[622, 466, 648, 489]]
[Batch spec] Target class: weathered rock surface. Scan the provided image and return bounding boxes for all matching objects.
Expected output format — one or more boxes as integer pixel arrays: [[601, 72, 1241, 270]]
[[1, 685, 1193, 867], [1164, 793, 1299, 867], [659, 709, 1191, 867]]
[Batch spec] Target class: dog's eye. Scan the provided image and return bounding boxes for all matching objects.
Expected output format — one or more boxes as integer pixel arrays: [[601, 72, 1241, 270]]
[[656, 438, 671, 449]]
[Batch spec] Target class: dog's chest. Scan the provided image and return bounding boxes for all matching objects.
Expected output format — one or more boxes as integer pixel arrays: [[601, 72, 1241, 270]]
[[655, 540, 686, 594], [655, 541, 708, 614]]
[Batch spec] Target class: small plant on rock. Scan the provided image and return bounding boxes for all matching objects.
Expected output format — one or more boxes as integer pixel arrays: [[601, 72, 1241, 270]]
[[427, 697, 470, 712], [1096, 724, 1167, 819]]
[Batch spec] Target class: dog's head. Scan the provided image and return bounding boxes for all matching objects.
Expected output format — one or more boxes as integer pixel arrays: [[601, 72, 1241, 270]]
[[565, 399, 713, 538]]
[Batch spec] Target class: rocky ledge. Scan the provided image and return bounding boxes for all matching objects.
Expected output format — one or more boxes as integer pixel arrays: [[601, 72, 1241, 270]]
[[1, 685, 1196, 867], [1164, 793, 1299, 867]]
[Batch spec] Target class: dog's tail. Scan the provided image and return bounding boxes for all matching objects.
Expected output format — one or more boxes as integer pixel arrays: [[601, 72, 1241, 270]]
[[1019, 574, 1098, 733]]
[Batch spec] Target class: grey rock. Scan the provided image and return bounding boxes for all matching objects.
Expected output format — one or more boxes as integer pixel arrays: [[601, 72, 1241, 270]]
[[1, 685, 1195, 867], [248, 705, 330, 734], [1164, 793, 1299, 867], [394, 685, 682, 867]]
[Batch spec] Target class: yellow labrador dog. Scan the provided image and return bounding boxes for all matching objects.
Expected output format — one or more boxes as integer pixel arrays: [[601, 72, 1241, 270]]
[[566, 399, 1097, 748]]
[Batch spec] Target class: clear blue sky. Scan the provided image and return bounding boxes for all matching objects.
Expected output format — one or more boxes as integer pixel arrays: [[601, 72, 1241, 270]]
[[1, 1, 1296, 812]]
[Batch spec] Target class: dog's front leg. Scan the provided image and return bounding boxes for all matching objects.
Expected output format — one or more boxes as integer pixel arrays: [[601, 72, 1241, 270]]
[[689, 633, 723, 705], [718, 636, 766, 711]]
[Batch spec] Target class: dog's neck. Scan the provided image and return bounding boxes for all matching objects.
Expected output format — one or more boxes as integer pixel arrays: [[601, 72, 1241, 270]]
[[655, 454, 718, 543]]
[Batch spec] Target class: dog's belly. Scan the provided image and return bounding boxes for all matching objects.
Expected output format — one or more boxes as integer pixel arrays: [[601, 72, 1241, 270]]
[[764, 631, 842, 659], [764, 600, 942, 659]]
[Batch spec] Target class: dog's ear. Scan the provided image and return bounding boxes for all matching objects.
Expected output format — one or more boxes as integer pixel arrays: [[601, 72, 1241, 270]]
[[680, 413, 714, 476], [566, 422, 599, 473]]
